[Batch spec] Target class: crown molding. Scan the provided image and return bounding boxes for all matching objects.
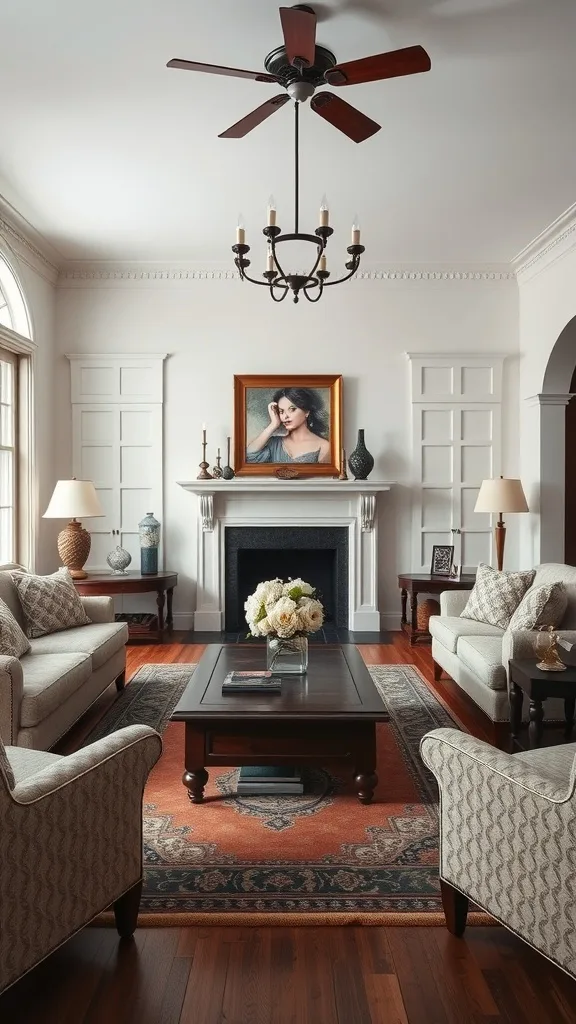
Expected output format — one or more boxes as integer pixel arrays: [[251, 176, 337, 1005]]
[[57, 261, 514, 286], [513, 203, 576, 282], [0, 195, 61, 285]]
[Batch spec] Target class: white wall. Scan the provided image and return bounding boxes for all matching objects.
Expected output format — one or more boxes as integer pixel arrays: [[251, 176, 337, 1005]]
[[518, 244, 576, 566], [0, 232, 58, 571], [55, 272, 519, 627]]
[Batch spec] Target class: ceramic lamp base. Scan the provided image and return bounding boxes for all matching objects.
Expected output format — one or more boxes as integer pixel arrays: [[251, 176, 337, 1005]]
[[57, 520, 91, 579]]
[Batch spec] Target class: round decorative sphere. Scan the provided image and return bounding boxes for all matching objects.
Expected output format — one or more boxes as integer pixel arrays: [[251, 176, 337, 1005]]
[[107, 545, 132, 574]]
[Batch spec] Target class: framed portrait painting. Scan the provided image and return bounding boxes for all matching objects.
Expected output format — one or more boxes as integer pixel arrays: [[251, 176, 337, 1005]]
[[233, 374, 343, 476]]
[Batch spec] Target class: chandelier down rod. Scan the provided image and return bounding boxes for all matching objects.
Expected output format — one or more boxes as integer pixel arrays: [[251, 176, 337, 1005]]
[[231, 100, 365, 303]]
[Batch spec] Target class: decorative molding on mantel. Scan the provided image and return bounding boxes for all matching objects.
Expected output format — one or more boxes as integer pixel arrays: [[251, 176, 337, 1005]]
[[178, 479, 393, 534], [57, 263, 514, 286], [514, 203, 576, 282], [525, 393, 574, 408]]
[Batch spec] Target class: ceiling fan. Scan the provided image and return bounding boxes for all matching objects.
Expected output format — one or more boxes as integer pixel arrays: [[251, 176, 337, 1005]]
[[167, 4, 431, 144]]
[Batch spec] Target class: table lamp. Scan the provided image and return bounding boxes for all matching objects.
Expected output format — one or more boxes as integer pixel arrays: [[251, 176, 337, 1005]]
[[43, 479, 104, 579], [474, 476, 529, 571]]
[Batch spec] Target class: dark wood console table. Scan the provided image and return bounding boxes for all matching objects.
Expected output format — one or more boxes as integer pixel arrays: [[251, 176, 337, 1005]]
[[74, 571, 178, 641], [398, 572, 476, 645]]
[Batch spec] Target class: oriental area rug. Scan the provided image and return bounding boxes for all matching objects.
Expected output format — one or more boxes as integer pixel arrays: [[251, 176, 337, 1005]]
[[84, 661, 489, 926]]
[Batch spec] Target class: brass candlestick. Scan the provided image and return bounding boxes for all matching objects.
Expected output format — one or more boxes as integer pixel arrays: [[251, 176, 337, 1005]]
[[197, 430, 213, 480], [338, 448, 348, 481]]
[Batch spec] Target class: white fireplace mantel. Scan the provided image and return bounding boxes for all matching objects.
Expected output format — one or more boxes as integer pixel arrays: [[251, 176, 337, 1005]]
[[177, 479, 394, 632]]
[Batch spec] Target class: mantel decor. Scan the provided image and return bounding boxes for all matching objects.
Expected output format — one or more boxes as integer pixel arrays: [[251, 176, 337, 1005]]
[[234, 373, 342, 477], [232, 101, 365, 304]]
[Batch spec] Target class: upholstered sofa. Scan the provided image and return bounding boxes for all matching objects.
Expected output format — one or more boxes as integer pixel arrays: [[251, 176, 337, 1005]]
[[429, 563, 576, 725], [0, 565, 128, 750], [421, 727, 576, 980]]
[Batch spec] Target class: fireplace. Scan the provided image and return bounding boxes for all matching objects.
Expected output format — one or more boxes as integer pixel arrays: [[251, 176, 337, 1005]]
[[224, 526, 349, 631], [177, 479, 391, 632]]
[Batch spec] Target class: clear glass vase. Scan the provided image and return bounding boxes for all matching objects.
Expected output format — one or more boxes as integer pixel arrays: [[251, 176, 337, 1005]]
[[266, 635, 309, 675]]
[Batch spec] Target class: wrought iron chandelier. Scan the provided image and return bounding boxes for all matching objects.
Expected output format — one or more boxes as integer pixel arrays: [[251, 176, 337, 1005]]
[[231, 99, 364, 304]]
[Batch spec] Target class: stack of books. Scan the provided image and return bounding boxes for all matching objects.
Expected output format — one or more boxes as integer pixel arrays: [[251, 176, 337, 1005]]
[[222, 670, 281, 693], [237, 765, 303, 795]]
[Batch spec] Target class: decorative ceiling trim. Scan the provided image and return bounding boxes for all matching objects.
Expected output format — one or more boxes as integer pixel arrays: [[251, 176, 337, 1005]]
[[0, 199, 60, 284], [57, 263, 514, 285], [513, 203, 576, 282]]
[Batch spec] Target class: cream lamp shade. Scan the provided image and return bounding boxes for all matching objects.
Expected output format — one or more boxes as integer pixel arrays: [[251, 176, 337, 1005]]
[[43, 479, 104, 520], [474, 478, 529, 515], [474, 476, 529, 571], [43, 480, 103, 580]]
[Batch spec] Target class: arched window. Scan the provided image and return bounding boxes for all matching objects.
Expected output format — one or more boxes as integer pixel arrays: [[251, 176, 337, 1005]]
[[0, 253, 31, 338], [0, 250, 34, 564]]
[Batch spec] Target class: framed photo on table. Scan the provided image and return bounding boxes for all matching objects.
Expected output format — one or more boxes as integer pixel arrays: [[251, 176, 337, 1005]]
[[430, 544, 454, 577], [233, 374, 343, 477]]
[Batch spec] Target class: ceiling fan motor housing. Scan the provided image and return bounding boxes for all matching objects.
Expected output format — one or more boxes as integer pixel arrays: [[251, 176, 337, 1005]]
[[264, 44, 337, 92]]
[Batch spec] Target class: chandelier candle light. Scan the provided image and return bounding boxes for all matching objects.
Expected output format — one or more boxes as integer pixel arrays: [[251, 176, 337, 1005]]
[[232, 100, 365, 304]]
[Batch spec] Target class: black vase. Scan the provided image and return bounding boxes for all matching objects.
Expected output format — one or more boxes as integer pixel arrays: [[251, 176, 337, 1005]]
[[348, 429, 374, 480]]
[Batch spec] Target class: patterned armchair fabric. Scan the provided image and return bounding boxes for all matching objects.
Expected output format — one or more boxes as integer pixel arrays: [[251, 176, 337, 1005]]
[[421, 727, 576, 979], [0, 724, 162, 995]]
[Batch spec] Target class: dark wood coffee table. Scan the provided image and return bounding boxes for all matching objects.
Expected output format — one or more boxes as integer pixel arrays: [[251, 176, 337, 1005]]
[[171, 644, 388, 805]]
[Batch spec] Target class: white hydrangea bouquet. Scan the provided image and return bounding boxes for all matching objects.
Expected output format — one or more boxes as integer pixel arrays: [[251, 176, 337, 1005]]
[[245, 577, 324, 674]]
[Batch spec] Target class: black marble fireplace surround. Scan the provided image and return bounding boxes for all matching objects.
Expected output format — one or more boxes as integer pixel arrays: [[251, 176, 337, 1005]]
[[224, 526, 349, 632]]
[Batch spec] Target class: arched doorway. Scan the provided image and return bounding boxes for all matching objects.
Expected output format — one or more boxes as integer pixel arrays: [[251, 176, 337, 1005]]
[[566, 365, 576, 565], [538, 316, 576, 564]]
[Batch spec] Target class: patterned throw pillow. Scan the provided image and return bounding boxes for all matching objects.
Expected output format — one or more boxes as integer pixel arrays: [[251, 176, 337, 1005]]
[[11, 568, 91, 639], [461, 563, 535, 629], [508, 581, 568, 632], [0, 597, 31, 657], [0, 739, 15, 790]]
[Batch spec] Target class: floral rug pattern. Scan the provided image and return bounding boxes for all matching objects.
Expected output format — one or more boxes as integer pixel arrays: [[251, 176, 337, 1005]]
[[85, 662, 459, 915]]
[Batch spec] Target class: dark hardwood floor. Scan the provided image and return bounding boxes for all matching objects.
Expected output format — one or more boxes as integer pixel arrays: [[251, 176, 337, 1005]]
[[3, 632, 576, 1023]]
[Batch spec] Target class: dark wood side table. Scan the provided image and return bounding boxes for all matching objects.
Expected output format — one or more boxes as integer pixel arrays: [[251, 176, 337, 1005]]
[[509, 658, 576, 749], [398, 573, 476, 645], [74, 571, 178, 642]]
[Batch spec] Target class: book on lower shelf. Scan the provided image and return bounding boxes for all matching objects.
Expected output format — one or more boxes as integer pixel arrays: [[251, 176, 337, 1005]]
[[237, 782, 304, 795], [222, 670, 281, 693], [237, 765, 303, 795]]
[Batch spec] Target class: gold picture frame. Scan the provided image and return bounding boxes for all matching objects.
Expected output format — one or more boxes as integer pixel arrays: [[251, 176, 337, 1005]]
[[233, 374, 343, 477]]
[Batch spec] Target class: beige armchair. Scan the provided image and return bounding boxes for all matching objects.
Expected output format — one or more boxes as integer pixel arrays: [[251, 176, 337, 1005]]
[[0, 723, 161, 995], [421, 727, 576, 980]]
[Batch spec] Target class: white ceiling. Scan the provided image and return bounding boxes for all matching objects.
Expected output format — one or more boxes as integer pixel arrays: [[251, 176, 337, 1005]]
[[0, 0, 575, 264]]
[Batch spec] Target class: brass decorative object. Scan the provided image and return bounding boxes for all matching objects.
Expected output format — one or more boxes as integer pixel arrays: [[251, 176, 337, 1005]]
[[212, 448, 223, 478], [338, 448, 348, 480], [275, 467, 300, 479], [535, 626, 567, 672], [197, 426, 213, 480]]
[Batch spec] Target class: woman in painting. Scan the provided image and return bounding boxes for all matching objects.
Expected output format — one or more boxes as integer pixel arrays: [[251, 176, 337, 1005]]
[[247, 387, 330, 464]]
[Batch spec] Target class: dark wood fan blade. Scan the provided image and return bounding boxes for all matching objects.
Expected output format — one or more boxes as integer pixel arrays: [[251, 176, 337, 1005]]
[[324, 45, 431, 87], [218, 94, 290, 138], [167, 59, 278, 84], [311, 92, 380, 143], [279, 6, 316, 67]]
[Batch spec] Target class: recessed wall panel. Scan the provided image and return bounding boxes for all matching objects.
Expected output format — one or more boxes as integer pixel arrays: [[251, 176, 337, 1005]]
[[461, 366, 493, 399], [80, 410, 114, 444], [81, 446, 114, 486], [422, 410, 453, 443], [461, 409, 492, 443], [422, 488, 452, 529], [121, 488, 153, 530], [462, 532, 492, 567], [422, 366, 453, 397], [423, 446, 452, 485], [121, 410, 151, 444], [462, 445, 491, 484], [80, 367, 115, 396], [121, 447, 152, 487]]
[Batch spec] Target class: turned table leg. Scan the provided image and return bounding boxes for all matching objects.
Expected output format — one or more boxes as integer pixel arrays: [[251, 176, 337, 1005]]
[[528, 698, 544, 749], [354, 726, 378, 804], [183, 768, 209, 803], [401, 588, 408, 626], [509, 683, 523, 742], [565, 697, 575, 741], [409, 590, 418, 645], [156, 589, 166, 632], [166, 587, 174, 632]]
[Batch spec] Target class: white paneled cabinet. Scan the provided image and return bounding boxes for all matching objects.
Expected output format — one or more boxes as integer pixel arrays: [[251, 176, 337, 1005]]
[[408, 354, 504, 573], [68, 355, 166, 571]]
